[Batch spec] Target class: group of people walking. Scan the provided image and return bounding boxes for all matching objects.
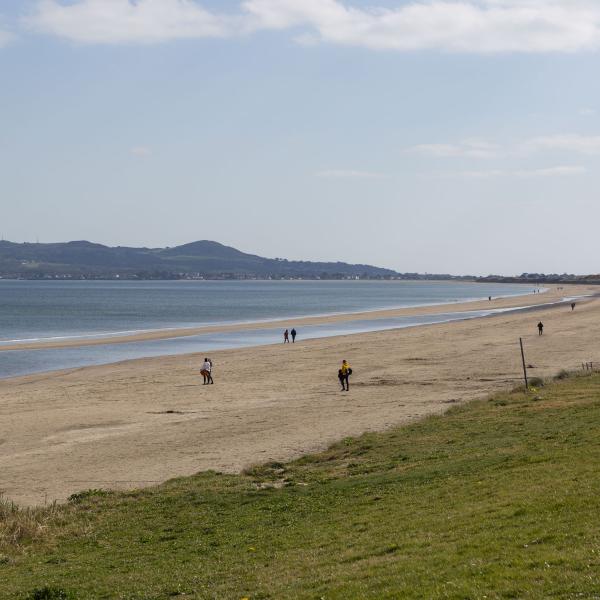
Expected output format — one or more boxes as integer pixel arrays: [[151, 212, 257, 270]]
[[198, 299, 577, 391], [199, 326, 354, 391], [283, 328, 297, 343]]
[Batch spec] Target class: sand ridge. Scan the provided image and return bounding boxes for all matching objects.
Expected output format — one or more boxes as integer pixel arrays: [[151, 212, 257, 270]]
[[0, 285, 597, 507]]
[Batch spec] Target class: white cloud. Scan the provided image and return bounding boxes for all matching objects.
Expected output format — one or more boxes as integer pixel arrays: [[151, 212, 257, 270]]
[[243, 0, 600, 52], [452, 165, 586, 178], [23, 0, 600, 53], [412, 134, 600, 159], [515, 165, 587, 177], [455, 169, 505, 179], [410, 140, 500, 159], [130, 146, 152, 157], [316, 169, 383, 179], [522, 134, 600, 155], [26, 0, 238, 44]]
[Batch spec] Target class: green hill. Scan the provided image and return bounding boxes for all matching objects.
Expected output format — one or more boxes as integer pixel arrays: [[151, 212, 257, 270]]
[[0, 240, 399, 280]]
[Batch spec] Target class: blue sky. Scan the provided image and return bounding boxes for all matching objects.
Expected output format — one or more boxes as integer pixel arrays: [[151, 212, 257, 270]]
[[1, 0, 600, 275]]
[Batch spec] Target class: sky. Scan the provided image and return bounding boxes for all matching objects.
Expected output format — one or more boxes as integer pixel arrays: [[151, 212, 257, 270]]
[[1, 0, 600, 275]]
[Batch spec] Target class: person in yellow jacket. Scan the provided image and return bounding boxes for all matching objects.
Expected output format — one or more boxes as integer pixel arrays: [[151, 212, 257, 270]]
[[338, 359, 352, 391]]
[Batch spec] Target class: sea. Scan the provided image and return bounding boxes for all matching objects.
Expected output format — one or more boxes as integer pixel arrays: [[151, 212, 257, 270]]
[[0, 280, 534, 379]]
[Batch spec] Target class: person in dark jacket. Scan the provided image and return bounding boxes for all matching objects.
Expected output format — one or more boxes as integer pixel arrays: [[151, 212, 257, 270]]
[[339, 359, 352, 391]]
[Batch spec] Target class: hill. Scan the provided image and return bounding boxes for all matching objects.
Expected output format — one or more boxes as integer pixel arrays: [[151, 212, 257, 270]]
[[0, 240, 401, 280]]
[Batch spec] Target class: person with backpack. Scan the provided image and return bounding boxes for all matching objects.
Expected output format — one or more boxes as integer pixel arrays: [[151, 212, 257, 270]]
[[338, 359, 352, 391]]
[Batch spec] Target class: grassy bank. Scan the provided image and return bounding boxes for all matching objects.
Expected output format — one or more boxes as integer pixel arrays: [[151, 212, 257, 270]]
[[3, 373, 600, 599]]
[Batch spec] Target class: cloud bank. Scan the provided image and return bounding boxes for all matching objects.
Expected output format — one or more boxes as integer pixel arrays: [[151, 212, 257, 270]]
[[23, 0, 600, 52]]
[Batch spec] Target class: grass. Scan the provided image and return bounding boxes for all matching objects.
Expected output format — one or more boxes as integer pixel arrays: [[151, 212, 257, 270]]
[[0, 499, 69, 557], [3, 372, 600, 598]]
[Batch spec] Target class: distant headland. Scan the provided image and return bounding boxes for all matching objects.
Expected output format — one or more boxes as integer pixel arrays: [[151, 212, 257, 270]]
[[0, 239, 473, 281], [1, 240, 597, 283]]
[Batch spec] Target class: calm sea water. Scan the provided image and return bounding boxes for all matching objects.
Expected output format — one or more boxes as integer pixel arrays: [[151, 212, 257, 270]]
[[0, 280, 530, 344], [0, 280, 534, 379]]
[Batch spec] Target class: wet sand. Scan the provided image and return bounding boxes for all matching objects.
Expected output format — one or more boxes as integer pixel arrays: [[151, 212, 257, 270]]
[[0, 285, 596, 506]]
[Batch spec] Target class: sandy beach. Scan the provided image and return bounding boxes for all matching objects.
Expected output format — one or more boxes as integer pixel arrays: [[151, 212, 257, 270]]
[[0, 285, 597, 507]]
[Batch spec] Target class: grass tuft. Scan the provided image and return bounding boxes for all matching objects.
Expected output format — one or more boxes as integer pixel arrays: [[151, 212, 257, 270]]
[[67, 489, 113, 505], [554, 369, 572, 380], [0, 497, 64, 553], [25, 587, 74, 600], [528, 376, 545, 388]]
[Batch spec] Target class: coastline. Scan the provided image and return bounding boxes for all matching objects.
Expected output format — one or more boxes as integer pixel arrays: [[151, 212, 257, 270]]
[[0, 284, 559, 353], [0, 284, 597, 507]]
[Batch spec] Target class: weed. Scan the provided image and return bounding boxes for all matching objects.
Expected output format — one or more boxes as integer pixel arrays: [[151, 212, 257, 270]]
[[555, 369, 571, 380], [26, 587, 73, 600]]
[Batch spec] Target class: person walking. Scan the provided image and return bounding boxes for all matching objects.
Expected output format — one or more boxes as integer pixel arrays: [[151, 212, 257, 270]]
[[291, 328, 297, 343], [339, 359, 352, 391], [537, 321, 544, 336], [284, 329, 290, 343], [200, 357, 213, 384], [571, 302, 576, 311]]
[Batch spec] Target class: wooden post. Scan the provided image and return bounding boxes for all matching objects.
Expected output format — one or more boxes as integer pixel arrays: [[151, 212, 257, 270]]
[[519, 338, 528, 390]]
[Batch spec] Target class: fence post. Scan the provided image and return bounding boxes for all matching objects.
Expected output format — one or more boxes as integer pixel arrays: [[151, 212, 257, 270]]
[[520, 338, 528, 390]]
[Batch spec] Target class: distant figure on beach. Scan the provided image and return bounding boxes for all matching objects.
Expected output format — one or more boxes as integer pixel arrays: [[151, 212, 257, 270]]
[[201, 357, 214, 385], [284, 329, 290, 343], [488, 296, 492, 301], [571, 302, 576, 311], [291, 328, 297, 343], [537, 321, 544, 336], [338, 359, 352, 391]]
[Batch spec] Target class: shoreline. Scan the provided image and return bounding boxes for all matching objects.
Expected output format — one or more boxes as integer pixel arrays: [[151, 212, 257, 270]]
[[0, 284, 557, 353], [0, 291, 591, 382], [1, 284, 597, 507]]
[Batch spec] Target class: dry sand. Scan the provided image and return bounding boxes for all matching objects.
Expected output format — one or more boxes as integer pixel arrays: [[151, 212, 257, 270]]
[[0, 285, 597, 507]]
